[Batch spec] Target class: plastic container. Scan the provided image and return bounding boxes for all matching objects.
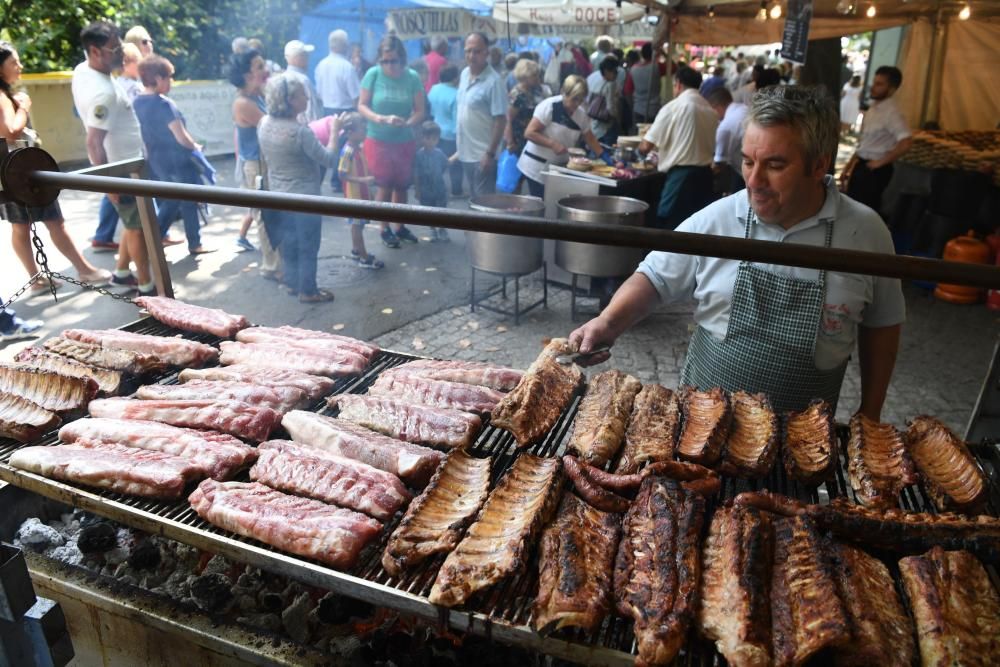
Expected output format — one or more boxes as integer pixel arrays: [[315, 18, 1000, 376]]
[[934, 231, 991, 304]]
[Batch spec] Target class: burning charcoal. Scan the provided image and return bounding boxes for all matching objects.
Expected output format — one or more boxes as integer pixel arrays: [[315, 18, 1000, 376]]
[[316, 594, 351, 625], [126, 540, 161, 570], [76, 511, 106, 528], [259, 591, 284, 612], [16, 518, 65, 552], [234, 570, 262, 594], [77, 522, 117, 554], [386, 631, 421, 666], [281, 592, 315, 644], [344, 597, 375, 620], [190, 573, 235, 613], [237, 612, 282, 633], [202, 554, 231, 578]]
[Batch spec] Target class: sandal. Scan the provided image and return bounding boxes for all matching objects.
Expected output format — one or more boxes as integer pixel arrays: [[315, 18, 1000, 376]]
[[299, 289, 335, 303], [30, 276, 62, 293]]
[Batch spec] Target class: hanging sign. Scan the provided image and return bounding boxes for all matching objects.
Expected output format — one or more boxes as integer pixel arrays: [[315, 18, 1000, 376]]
[[780, 0, 813, 64]]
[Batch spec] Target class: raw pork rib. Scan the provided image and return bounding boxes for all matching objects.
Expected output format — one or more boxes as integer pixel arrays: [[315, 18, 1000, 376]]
[[382, 359, 523, 392], [0, 394, 61, 443], [62, 329, 218, 368], [368, 374, 504, 414], [188, 479, 381, 569], [236, 326, 379, 360], [178, 364, 333, 401], [0, 363, 98, 413], [219, 341, 366, 378], [11, 442, 201, 498], [136, 381, 305, 414], [331, 394, 481, 449], [59, 417, 256, 480], [134, 296, 250, 338], [88, 398, 279, 442]]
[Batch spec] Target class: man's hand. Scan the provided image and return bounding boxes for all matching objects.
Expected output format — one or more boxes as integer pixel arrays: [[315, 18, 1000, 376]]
[[479, 153, 496, 170], [568, 316, 616, 367], [550, 140, 567, 155]]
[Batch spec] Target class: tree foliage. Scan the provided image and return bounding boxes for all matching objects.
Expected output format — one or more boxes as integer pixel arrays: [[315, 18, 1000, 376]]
[[0, 0, 324, 79]]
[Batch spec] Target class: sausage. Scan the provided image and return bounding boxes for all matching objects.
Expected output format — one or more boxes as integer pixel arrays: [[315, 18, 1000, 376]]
[[681, 476, 722, 497], [563, 456, 631, 513], [567, 456, 643, 492], [732, 490, 807, 517], [643, 459, 718, 482]]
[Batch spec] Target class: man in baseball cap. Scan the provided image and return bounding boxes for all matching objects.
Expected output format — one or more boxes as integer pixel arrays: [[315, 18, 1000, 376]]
[[283, 39, 322, 122]]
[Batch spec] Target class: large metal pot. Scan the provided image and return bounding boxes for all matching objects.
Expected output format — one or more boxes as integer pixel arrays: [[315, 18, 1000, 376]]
[[555, 195, 649, 277], [467, 194, 546, 275]]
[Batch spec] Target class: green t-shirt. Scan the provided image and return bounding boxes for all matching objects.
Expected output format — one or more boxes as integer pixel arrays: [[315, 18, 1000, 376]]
[[361, 66, 424, 143]]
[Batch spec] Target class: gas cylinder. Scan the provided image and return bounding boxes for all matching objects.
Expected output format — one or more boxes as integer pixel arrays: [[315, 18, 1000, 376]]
[[934, 231, 991, 304]]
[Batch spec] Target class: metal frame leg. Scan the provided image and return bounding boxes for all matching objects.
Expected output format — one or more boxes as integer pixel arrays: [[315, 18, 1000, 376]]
[[514, 276, 520, 325], [470, 266, 476, 313], [571, 274, 578, 322], [542, 262, 548, 309]]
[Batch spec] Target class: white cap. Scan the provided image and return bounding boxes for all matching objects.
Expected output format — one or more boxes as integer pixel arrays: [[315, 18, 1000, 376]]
[[232, 37, 250, 54], [284, 40, 315, 59]]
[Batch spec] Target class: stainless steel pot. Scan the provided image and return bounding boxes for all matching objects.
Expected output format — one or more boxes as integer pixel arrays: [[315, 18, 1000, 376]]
[[555, 195, 649, 277], [467, 194, 546, 275]]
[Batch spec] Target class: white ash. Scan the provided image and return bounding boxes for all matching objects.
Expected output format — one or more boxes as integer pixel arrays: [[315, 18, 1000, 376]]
[[45, 545, 82, 566], [15, 518, 65, 552]]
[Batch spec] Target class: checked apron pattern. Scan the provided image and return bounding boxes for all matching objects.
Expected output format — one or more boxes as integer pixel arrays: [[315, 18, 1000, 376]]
[[681, 206, 848, 413]]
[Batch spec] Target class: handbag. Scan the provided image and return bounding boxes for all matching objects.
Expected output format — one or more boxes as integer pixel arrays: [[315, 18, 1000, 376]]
[[495, 148, 521, 193], [586, 83, 611, 122]]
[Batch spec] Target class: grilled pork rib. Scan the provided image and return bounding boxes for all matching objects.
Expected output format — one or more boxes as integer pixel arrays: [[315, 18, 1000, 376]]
[[615, 384, 680, 474], [771, 515, 850, 667], [899, 547, 1000, 667], [236, 325, 379, 360], [429, 454, 562, 607], [368, 374, 504, 414], [697, 505, 774, 667], [331, 394, 481, 449], [134, 296, 251, 338], [88, 398, 280, 442], [220, 341, 367, 378], [782, 399, 838, 485], [189, 480, 381, 570], [178, 364, 334, 401], [722, 391, 779, 478], [847, 414, 917, 509], [381, 450, 490, 576], [15, 348, 123, 396], [136, 381, 306, 415], [62, 328, 218, 368], [615, 476, 706, 667], [830, 542, 915, 667], [533, 494, 621, 634], [567, 369, 642, 467], [677, 386, 732, 466], [43, 337, 166, 375], [0, 394, 61, 443], [0, 363, 98, 413], [491, 339, 583, 447], [906, 415, 987, 513]]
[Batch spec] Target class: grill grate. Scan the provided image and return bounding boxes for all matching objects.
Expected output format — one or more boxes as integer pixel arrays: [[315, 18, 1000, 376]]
[[0, 317, 998, 665]]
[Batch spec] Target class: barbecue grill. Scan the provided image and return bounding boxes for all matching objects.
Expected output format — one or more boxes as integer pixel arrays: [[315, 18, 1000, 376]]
[[1, 317, 999, 665]]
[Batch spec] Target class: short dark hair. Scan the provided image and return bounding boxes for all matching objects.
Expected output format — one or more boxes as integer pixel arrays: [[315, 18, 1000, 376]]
[[137, 55, 173, 87], [421, 120, 441, 139], [640, 42, 653, 61], [227, 49, 261, 89], [439, 64, 459, 84], [599, 55, 619, 75], [81, 21, 118, 52], [625, 50, 640, 67], [757, 68, 782, 89], [875, 65, 903, 89], [705, 87, 733, 107], [466, 32, 490, 49], [674, 65, 702, 90], [377, 35, 407, 66]]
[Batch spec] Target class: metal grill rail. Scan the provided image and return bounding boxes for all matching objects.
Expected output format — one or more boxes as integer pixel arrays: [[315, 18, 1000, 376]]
[[1, 318, 999, 665]]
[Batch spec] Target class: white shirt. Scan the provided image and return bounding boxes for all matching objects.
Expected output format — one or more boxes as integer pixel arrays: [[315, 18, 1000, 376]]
[[715, 102, 748, 168], [636, 177, 906, 370], [456, 65, 507, 163], [643, 88, 718, 172], [857, 96, 911, 161], [71, 62, 142, 163], [585, 70, 617, 139], [517, 95, 590, 183], [314, 52, 360, 110]]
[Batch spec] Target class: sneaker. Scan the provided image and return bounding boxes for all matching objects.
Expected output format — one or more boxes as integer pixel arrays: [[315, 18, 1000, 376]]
[[396, 227, 419, 244], [381, 229, 401, 249], [356, 254, 385, 270], [0, 317, 43, 341], [90, 239, 118, 251], [110, 273, 138, 288], [236, 236, 256, 252], [77, 268, 113, 286], [430, 228, 450, 243], [136, 287, 157, 297]]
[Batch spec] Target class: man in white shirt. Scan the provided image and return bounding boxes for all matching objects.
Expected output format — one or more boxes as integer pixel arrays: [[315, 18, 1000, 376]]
[[71, 21, 153, 295], [639, 66, 719, 229], [840, 66, 912, 217], [705, 87, 748, 195], [314, 29, 359, 118], [570, 85, 905, 419], [283, 40, 322, 123], [456, 32, 507, 197]]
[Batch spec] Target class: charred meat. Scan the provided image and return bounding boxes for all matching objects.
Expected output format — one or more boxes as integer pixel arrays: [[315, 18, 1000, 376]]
[[14, 348, 122, 396], [847, 414, 917, 509], [567, 369, 642, 467], [677, 386, 732, 466], [615, 384, 680, 474], [721, 391, 778, 478], [0, 363, 98, 413], [906, 415, 987, 513], [782, 399, 838, 486]]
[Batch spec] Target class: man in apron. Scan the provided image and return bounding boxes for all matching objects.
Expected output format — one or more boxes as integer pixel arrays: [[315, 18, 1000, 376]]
[[569, 86, 906, 419]]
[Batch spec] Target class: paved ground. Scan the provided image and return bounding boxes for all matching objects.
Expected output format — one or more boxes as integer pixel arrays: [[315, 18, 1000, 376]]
[[2, 155, 997, 435]]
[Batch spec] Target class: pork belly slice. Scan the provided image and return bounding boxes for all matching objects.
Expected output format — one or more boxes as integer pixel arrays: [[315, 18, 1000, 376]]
[[178, 364, 334, 401], [252, 440, 411, 521], [88, 398, 279, 442], [491, 339, 583, 447], [830, 542, 915, 667], [367, 374, 504, 415], [905, 415, 987, 513], [281, 410, 444, 487], [134, 296, 250, 338], [188, 480, 381, 570], [136, 380, 305, 414], [43, 337, 167, 375], [59, 417, 256, 480], [11, 442, 202, 498], [382, 450, 490, 576], [330, 394, 481, 449], [62, 328, 218, 368], [0, 362, 98, 414], [771, 515, 851, 667], [384, 359, 523, 392], [847, 414, 917, 509], [899, 547, 1000, 667], [566, 369, 641, 467], [533, 493, 621, 634], [697, 505, 774, 667], [721, 391, 779, 478], [429, 454, 562, 607], [615, 384, 680, 474], [614, 476, 707, 667], [15, 348, 123, 396], [0, 394, 61, 443], [219, 341, 366, 378], [782, 399, 838, 486], [236, 326, 379, 360], [677, 386, 732, 466]]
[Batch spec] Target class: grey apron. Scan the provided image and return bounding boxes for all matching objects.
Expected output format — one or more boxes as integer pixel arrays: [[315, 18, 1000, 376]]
[[681, 206, 848, 413]]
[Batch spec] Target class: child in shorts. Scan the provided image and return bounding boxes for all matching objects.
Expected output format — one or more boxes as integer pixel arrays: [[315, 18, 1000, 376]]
[[413, 121, 450, 242], [338, 113, 384, 269]]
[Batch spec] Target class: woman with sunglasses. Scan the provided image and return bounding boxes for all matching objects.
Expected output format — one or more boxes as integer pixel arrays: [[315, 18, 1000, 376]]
[[357, 35, 425, 248]]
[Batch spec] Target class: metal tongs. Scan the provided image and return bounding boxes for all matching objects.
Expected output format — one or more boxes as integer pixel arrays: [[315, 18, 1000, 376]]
[[555, 345, 611, 365]]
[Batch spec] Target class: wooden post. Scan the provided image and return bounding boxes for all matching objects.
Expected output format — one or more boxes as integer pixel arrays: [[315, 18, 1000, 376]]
[[131, 169, 174, 298]]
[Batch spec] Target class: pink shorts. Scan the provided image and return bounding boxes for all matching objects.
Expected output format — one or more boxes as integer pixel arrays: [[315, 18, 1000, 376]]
[[364, 137, 416, 190]]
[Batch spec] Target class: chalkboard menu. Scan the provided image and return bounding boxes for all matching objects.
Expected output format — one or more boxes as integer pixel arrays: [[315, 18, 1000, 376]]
[[781, 0, 813, 64]]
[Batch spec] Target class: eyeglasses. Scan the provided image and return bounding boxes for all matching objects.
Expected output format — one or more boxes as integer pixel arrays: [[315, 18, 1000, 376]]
[[464, 48, 486, 55], [142, 39, 153, 46], [102, 44, 123, 55]]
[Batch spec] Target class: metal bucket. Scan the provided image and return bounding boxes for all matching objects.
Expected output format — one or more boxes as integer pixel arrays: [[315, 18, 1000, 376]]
[[467, 194, 546, 275], [555, 195, 649, 277]]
